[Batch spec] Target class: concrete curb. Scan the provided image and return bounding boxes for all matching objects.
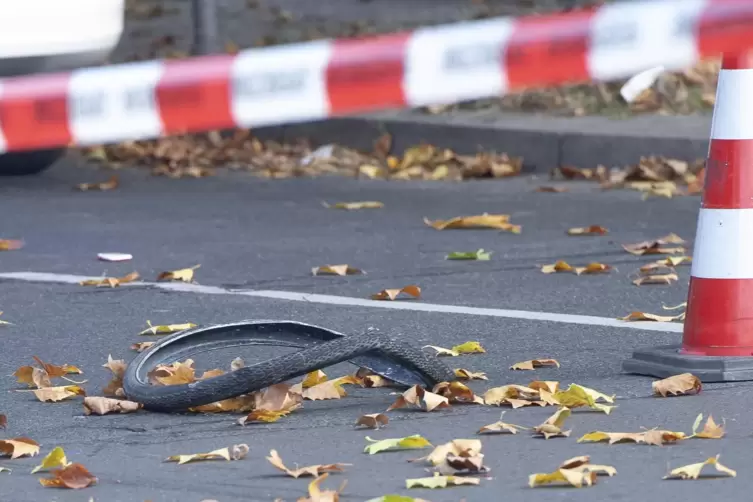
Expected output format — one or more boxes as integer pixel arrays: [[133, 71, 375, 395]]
[[255, 110, 712, 174]]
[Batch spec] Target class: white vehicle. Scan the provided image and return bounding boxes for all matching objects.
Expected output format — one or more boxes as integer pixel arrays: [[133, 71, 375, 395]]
[[0, 0, 125, 176]]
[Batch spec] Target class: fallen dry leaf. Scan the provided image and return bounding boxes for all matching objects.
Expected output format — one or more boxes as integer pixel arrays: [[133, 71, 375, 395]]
[[354, 368, 395, 388], [622, 233, 685, 256], [324, 201, 384, 210], [451, 341, 486, 354], [79, 271, 139, 288], [371, 285, 421, 301], [652, 373, 702, 397], [297, 473, 347, 502], [406, 472, 480, 489], [536, 186, 569, 193], [165, 444, 249, 465], [39, 463, 97, 489], [31, 446, 71, 474], [424, 214, 520, 233], [102, 355, 128, 397], [432, 381, 484, 404], [356, 413, 389, 429], [30, 385, 86, 403], [76, 175, 119, 191], [478, 412, 528, 435], [632, 273, 679, 286], [31, 368, 52, 389], [138, 320, 196, 335], [130, 341, 155, 352], [691, 413, 725, 439], [0, 414, 6, 429], [83, 397, 143, 416], [189, 394, 256, 414], [664, 455, 736, 480], [302, 370, 328, 388], [641, 256, 692, 271], [482, 384, 540, 406], [311, 264, 364, 276], [533, 407, 572, 439], [363, 435, 432, 455], [302, 376, 359, 401], [577, 429, 686, 446], [541, 260, 574, 274], [541, 261, 612, 275], [453, 368, 488, 380], [423, 345, 459, 357], [558, 455, 617, 476], [254, 383, 303, 412], [387, 385, 451, 412], [619, 311, 684, 322], [529, 380, 560, 393], [148, 359, 199, 386], [238, 409, 294, 425], [266, 449, 350, 478], [0, 438, 40, 459], [0, 239, 23, 251], [553, 384, 616, 414], [156, 264, 200, 283], [510, 359, 560, 371], [529, 468, 597, 488], [567, 225, 608, 236]]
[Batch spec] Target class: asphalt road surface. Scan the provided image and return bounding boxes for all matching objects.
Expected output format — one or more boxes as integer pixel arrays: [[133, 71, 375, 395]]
[[0, 157, 748, 502]]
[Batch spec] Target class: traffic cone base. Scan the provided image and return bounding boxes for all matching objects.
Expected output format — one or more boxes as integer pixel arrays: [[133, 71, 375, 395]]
[[623, 345, 753, 382]]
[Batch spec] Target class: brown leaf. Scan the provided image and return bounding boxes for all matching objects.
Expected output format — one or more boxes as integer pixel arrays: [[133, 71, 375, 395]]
[[577, 429, 686, 445], [149, 359, 197, 386], [387, 385, 451, 412], [0, 239, 23, 251], [297, 473, 347, 502], [130, 341, 156, 352], [632, 273, 679, 286], [0, 414, 6, 429], [528, 380, 560, 393], [354, 368, 395, 388], [432, 381, 484, 404], [652, 373, 702, 397], [79, 271, 140, 287], [355, 413, 389, 429], [541, 260, 574, 274], [32, 356, 80, 378], [623, 234, 685, 256], [536, 186, 569, 193], [424, 214, 521, 233], [266, 449, 350, 478], [254, 383, 303, 412], [311, 265, 364, 276], [691, 413, 725, 439], [551, 165, 606, 180], [83, 397, 143, 415], [510, 359, 560, 371], [156, 264, 200, 283], [0, 438, 40, 458], [188, 394, 256, 413], [39, 463, 97, 489], [482, 384, 540, 405], [453, 368, 488, 380], [371, 285, 421, 301], [619, 311, 684, 322], [103, 355, 128, 396], [567, 225, 608, 236], [76, 175, 119, 192], [641, 256, 692, 271]]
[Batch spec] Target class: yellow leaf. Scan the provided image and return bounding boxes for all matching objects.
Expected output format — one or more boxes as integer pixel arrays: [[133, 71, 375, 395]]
[[302, 378, 350, 401], [371, 285, 421, 301], [237, 409, 293, 425], [453, 368, 488, 380], [356, 413, 389, 429], [577, 429, 685, 446], [30, 386, 86, 403], [363, 435, 432, 455], [0, 239, 23, 251], [529, 469, 597, 488], [528, 380, 560, 393], [533, 407, 572, 439], [632, 273, 679, 286], [619, 311, 684, 322], [156, 264, 200, 283], [652, 373, 702, 397], [76, 175, 119, 191], [574, 262, 612, 275], [478, 412, 527, 434], [423, 213, 519, 232], [311, 265, 364, 276], [38, 463, 97, 489], [567, 225, 608, 236], [482, 384, 539, 405], [79, 271, 140, 287], [165, 444, 249, 464], [302, 370, 328, 388], [387, 385, 450, 412], [150, 360, 197, 386], [406, 472, 480, 489], [83, 397, 143, 416], [664, 455, 736, 480], [423, 345, 459, 357], [0, 438, 40, 459], [553, 384, 615, 413], [510, 359, 560, 370], [691, 414, 725, 439], [541, 260, 574, 274], [266, 449, 350, 478], [298, 473, 347, 502], [324, 201, 384, 210], [359, 164, 383, 179], [138, 320, 196, 335], [31, 447, 71, 474], [432, 381, 484, 404], [451, 341, 485, 354]]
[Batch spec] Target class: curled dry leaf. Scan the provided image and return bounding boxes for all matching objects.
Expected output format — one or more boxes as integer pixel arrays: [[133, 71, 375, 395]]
[[131, 341, 155, 352], [533, 407, 572, 439], [652, 373, 702, 397], [452, 341, 486, 354], [31, 446, 71, 474], [423, 213, 521, 233], [691, 413, 725, 439], [165, 444, 249, 465], [0, 438, 40, 458], [83, 397, 143, 416], [641, 256, 692, 272], [478, 412, 528, 435], [387, 385, 450, 412], [371, 285, 421, 301], [138, 320, 196, 335], [423, 345, 459, 357], [432, 381, 484, 404], [622, 233, 685, 256], [0, 239, 23, 251], [363, 435, 432, 455], [31, 385, 86, 403], [446, 249, 492, 261], [156, 264, 200, 283], [76, 175, 119, 191], [266, 449, 350, 478], [190, 394, 256, 414], [356, 413, 389, 429], [302, 370, 328, 388], [529, 380, 560, 393], [510, 359, 560, 371], [411, 439, 481, 467], [567, 225, 608, 236], [31, 368, 52, 389], [39, 463, 97, 489], [406, 472, 480, 489], [238, 409, 294, 425], [298, 473, 347, 502], [302, 376, 360, 401], [541, 261, 611, 275], [619, 311, 685, 322], [529, 468, 597, 488], [354, 368, 395, 388], [323, 201, 384, 210], [558, 456, 617, 477], [79, 271, 139, 288], [102, 355, 128, 397], [482, 384, 540, 406], [453, 368, 488, 380], [255, 383, 303, 412], [148, 359, 200, 386], [663, 455, 736, 480], [311, 264, 364, 276], [553, 384, 616, 414], [632, 273, 679, 286], [577, 429, 686, 446]]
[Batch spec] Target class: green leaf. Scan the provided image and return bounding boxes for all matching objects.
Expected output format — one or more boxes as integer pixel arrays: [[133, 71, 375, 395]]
[[446, 249, 492, 261], [363, 435, 432, 455]]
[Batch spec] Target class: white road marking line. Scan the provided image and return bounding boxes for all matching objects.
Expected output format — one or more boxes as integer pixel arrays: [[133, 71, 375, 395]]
[[0, 271, 684, 334]]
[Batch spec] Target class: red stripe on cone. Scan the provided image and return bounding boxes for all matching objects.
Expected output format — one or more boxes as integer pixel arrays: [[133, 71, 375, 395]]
[[156, 55, 235, 135], [682, 277, 753, 356], [504, 10, 592, 90], [326, 33, 409, 115], [702, 139, 753, 209], [0, 73, 72, 151], [697, 0, 753, 58]]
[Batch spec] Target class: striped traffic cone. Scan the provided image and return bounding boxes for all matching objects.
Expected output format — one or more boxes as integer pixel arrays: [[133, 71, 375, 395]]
[[623, 52, 753, 381]]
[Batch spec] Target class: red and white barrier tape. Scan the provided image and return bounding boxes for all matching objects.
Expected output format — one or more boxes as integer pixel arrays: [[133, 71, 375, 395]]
[[0, 0, 751, 153]]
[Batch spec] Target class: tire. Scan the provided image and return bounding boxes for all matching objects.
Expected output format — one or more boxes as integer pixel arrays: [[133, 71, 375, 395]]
[[0, 148, 64, 176]]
